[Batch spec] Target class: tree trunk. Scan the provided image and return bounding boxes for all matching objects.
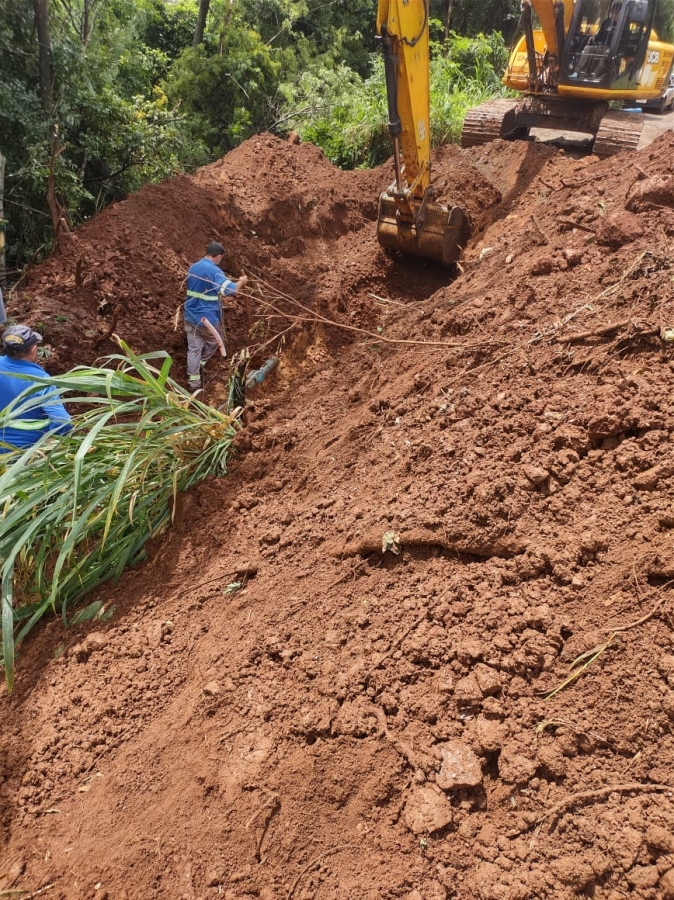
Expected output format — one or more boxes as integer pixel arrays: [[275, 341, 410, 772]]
[[33, 0, 53, 114], [193, 0, 211, 46], [0, 151, 6, 291], [444, 0, 456, 44], [46, 132, 72, 256]]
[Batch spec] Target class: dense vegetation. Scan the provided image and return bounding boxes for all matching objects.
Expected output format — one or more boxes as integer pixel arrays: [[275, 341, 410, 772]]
[[0, 343, 239, 690], [1, 0, 673, 273], [0, 0, 520, 272]]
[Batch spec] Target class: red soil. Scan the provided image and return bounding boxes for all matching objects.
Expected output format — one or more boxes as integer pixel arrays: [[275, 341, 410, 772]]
[[2, 130, 674, 900]]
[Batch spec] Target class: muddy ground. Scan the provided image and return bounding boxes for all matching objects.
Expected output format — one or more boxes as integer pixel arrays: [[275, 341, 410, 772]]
[[2, 128, 674, 900]]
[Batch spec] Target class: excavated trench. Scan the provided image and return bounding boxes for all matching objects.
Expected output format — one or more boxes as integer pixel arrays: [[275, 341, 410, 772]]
[[2, 129, 674, 900]]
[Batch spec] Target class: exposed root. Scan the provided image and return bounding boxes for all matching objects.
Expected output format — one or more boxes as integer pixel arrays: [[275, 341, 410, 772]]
[[531, 782, 672, 831], [544, 634, 619, 700], [608, 581, 674, 634], [246, 269, 505, 350], [92, 303, 124, 350], [337, 527, 525, 561], [556, 218, 596, 233], [287, 844, 359, 900], [555, 319, 630, 343], [372, 705, 433, 773], [246, 792, 280, 863]]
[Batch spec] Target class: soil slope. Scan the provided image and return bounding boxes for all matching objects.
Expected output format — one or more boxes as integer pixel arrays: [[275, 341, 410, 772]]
[[2, 131, 674, 900]]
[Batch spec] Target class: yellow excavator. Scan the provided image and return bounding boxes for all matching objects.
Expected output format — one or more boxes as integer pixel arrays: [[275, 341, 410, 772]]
[[462, 0, 674, 156], [375, 0, 468, 266], [375, 0, 673, 266]]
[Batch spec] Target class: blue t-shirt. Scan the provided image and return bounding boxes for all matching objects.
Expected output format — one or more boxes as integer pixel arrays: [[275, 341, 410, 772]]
[[184, 258, 237, 327], [0, 356, 72, 453]]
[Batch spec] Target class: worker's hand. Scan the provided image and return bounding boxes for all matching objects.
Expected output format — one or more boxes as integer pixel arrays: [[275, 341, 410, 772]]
[[237, 274, 249, 291]]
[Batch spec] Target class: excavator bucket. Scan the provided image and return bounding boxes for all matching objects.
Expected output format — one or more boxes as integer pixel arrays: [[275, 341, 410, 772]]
[[376, 191, 468, 267]]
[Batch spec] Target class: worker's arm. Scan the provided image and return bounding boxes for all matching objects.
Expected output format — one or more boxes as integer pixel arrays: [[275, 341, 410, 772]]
[[36, 385, 72, 435], [219, 274, 248, 297]]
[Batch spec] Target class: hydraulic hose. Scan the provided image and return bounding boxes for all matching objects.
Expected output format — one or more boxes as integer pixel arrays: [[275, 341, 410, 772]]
[[380, 24, 403, 191], [381, 25, 402, 140]]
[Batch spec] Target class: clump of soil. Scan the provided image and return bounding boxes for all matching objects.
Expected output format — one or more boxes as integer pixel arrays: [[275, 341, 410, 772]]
[[2, 130, 674, 900]]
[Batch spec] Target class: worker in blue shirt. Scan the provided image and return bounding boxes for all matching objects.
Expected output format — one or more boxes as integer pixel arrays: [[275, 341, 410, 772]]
[[0, 325, 72, 454], [184, 241, 248, 390]]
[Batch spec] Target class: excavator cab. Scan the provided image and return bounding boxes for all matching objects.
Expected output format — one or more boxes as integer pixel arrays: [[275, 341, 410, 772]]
[[561, 0, 654, 88], [376, 0, 468, 266]]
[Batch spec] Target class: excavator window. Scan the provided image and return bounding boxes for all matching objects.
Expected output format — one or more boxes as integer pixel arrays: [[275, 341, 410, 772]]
[[612, 2, 651, 86], [563, 0, 654, 86]]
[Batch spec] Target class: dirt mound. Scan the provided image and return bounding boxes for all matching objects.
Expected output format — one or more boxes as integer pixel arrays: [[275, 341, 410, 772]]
[[13, 135, 501, 384], [3, 131, 674, 900]]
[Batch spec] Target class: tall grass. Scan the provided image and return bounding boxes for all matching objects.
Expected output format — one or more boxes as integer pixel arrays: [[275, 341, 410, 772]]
[[0, 343, 239, 691], [279, 31, 511, 167], [430, 32, 512, 145]]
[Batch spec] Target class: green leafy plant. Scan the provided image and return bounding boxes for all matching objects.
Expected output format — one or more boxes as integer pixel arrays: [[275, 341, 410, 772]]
[[278, 31, 511, 168], [68, 599, 115, 626], [0, 341, 240, 691], [223, 581, 243, 595]]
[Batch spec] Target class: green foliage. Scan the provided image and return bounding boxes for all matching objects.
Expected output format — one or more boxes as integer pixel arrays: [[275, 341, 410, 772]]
[[432, 0, 521, 39], [165, 27, 281, 153], [430, 31, 511, 144], [0, 0, 521, 270], [278, 60, 390, 168], [0, 342, 239, 691], [236, 0, 377, 75], [0, 0, 207, 267], [280, 32, 510, 168], [142, 0, 198, 61], [654, 0, 674, 41]]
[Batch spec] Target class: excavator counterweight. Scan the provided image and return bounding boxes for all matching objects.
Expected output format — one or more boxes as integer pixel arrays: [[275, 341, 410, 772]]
[[376, 0, 468, 266]]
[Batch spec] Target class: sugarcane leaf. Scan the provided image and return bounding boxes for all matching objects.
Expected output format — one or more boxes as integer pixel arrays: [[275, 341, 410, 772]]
[[2, 561, 15, 692], [0, 347, 239, 690]]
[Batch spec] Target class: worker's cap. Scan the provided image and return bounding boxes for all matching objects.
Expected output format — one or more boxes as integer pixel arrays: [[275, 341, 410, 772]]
[[206, 241, 225, 257], [2, 324, 43, 351]]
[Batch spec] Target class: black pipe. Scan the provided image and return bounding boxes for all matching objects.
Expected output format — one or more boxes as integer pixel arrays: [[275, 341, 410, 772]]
[[380, 25, 402, 140], [522, 0, 537, 83], [379, 24, 403, 191], [554, 1, 566, 68]]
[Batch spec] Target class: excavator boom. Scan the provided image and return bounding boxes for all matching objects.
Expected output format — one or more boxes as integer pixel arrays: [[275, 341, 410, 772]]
[[376, 0, 468, 266]]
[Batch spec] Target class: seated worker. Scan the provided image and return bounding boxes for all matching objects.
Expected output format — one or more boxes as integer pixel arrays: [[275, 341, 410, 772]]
[[595, 1, 622, 45], [573, 2, 622, 77], [0, 325, 72, 453]]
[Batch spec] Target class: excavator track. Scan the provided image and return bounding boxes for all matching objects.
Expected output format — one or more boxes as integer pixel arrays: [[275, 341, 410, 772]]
[[460, 99, 522, 147], [462, 98, 645, 158], [593, 109, 646, 157]]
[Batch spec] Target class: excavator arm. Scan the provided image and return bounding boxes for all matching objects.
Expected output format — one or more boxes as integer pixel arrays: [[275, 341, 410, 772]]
[[529, 0, 575, 61], [376, 0, 431, 198], [375, 0, 467, 266]]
